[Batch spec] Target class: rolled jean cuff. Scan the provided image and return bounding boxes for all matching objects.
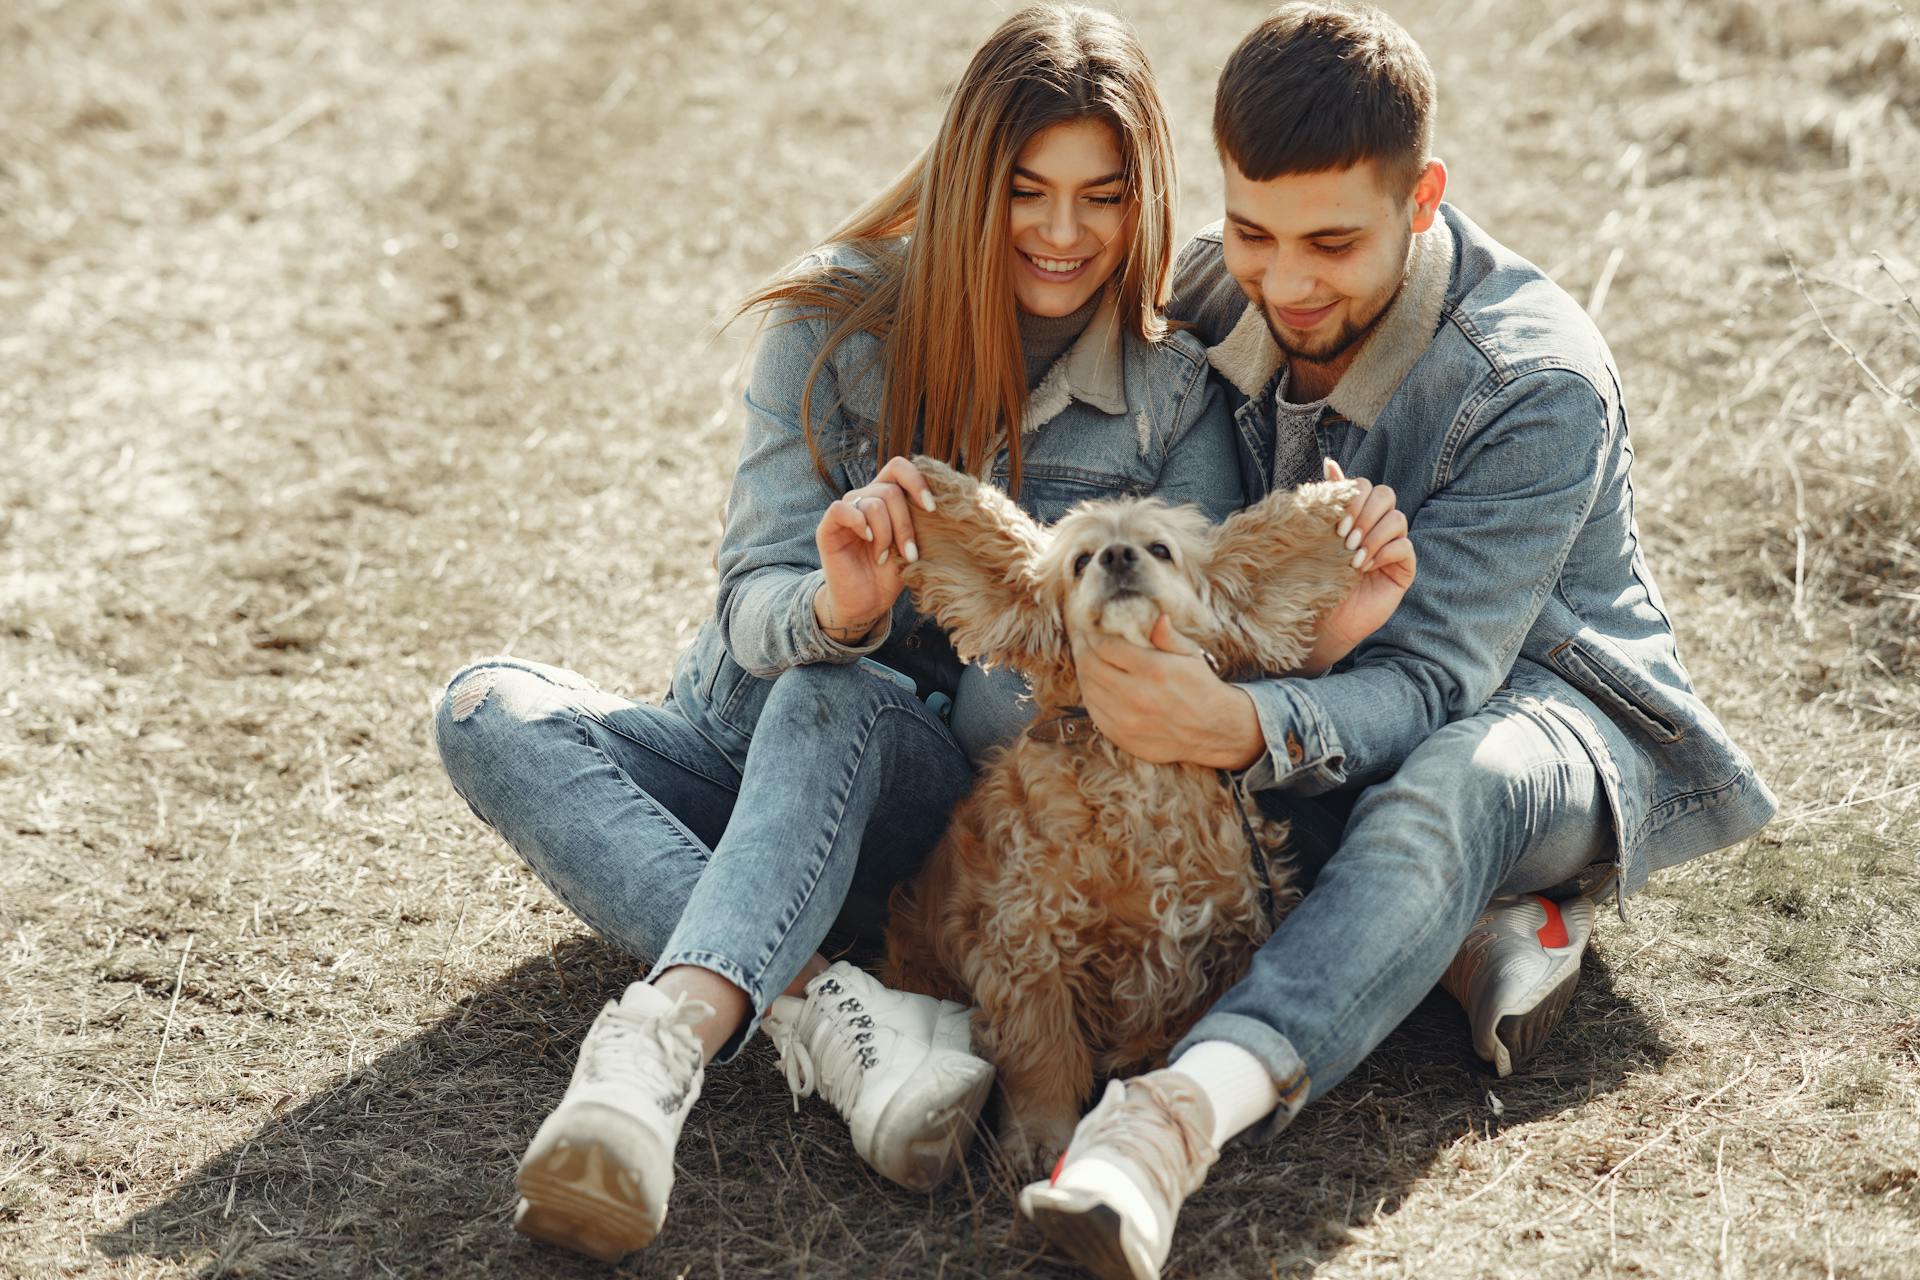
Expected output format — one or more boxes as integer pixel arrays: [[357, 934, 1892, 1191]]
[[1238, 677, 1348, 796], [646, 947, 768, 1065], [1172, 1011, 1312, 1144]]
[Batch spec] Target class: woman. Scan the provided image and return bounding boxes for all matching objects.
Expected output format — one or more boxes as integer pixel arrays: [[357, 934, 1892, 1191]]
[[432, 4, 1410, 1263]]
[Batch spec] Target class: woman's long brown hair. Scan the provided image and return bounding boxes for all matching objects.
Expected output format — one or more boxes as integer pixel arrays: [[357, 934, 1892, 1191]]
[[737, 4, 1178, 497]]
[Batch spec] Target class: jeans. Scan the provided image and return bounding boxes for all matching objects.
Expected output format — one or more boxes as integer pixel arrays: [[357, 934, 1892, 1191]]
[[1171, 687, 1613, 1132], [432, 656, 973, 1062]]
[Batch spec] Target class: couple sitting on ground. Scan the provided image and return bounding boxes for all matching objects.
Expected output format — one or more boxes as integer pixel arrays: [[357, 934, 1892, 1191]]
[[432, 5, 1775, 1278]]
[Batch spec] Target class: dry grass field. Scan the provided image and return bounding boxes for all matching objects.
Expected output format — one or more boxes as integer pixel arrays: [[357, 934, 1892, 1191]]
[[4, 0, 1918, 1276]]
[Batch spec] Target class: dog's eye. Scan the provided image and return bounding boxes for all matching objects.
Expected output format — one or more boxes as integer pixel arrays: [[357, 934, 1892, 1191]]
[[1072, 551, 1093, 578], [1148, 542, 1173, 561]]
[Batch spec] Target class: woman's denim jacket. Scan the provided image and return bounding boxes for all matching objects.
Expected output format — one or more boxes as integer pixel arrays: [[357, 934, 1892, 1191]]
[[668, 242, 1242, 767], [1170, 203, 1777, 898]]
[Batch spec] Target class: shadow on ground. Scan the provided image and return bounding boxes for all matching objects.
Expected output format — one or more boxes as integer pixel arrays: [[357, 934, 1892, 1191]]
[[95, 939, 1663, 1279], [1182, 952, 1668, 1275]]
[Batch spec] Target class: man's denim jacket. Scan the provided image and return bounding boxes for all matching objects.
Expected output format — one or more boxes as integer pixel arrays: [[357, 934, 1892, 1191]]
[[669, 241, 1243, 768], [1171, 204, 1776, 895]]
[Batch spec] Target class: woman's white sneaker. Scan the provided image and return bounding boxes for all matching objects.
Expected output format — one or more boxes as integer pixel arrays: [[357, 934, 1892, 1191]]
[[512, 982, 711, 1262], [761, 961, 994, 1192]]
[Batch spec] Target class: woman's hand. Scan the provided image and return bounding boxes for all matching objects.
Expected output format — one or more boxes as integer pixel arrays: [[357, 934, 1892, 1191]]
[[1300, 458, 1416, 675], [812, 455, 940, 644]]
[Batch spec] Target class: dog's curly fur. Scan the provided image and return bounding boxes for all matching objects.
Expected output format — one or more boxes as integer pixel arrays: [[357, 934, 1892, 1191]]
[[882, 457, 1359, 1168]]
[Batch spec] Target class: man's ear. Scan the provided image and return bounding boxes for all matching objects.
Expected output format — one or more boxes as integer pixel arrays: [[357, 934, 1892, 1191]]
[[897, 457, 1067, 682], [1410, 158, 1447, 233], [1203, 480, 1358, 677]]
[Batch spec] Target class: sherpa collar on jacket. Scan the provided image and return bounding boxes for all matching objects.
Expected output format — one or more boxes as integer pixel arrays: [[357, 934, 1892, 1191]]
[[1203, 215, 1457, 430], [1020, 286, 1128, 437]]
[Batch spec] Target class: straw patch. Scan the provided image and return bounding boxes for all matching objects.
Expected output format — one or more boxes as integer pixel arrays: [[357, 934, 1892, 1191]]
[[4, 1, 1917, 1277]]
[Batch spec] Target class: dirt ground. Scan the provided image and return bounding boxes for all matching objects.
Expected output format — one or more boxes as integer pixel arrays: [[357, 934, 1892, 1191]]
[[3, 0, 1918, 1276]]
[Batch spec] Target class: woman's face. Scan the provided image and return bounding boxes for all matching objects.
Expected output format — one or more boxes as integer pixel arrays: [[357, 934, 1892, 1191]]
[[1007, 118, 1131, 318]]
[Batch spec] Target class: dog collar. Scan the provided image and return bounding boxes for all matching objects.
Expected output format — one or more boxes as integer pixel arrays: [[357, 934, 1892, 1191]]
[[1024, 707, 1100, 746]]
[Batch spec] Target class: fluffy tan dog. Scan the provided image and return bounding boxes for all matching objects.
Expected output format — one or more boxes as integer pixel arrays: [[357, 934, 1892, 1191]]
[[882, 456, 1359, 1167]]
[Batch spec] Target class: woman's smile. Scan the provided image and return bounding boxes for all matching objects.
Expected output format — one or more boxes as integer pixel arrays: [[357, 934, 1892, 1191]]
[[1016, 249, 1097, 282]]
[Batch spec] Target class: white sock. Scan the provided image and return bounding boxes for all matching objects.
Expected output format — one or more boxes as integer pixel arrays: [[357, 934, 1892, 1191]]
[[1169, 1041, 1280, 1148]]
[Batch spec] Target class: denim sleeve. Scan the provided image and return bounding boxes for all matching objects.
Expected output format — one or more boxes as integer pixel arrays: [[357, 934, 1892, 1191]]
[[1149, 362, 1243, 524], [1166, 227, 1245, 344], [1238, 371, 1613, 793], [712, 308, 893, 678]]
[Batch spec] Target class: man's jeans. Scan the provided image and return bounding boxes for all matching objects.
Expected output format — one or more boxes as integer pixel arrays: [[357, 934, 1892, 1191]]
[[432, 656, 973, 1062], [1172, 687, 1613, 1132]]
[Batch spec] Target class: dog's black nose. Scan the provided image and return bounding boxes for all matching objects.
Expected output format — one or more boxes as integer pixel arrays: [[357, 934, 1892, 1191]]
[[1098, 543, 1138, 573]]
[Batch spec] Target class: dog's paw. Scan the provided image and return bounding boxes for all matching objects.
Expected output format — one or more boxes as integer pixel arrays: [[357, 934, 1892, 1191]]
[[995, 1108, 1079, 1175], [993, 1123, 1057, 1176]]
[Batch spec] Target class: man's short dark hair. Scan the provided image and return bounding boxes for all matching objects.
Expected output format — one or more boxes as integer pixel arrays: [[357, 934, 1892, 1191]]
[[1214, 2, 1435, 195]]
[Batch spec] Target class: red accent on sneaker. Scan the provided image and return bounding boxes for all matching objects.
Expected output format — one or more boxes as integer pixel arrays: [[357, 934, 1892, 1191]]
[[1535, 896, 1569, 949], [1050, 1151, 1068, 1185]]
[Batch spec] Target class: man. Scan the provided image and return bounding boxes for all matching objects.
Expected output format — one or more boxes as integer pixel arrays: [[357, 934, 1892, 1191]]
[[1018, 5, 1777, 1278]]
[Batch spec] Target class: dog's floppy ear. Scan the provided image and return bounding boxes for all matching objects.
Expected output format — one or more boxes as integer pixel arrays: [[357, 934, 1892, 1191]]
[[898, 456, 1066, 678], [1203, 480, 1359, 677]]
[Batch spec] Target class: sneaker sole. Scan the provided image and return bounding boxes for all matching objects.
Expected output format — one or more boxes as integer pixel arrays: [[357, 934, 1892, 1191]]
[[869, 1055, 996, 1192], [514, 1137, 659, 1262], [1494, 965, 1580, 1074], [1021, 1187, 1156, 1280]]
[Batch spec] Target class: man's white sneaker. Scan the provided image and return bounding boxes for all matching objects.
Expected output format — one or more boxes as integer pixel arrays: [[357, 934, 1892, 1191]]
[[1017, 1071, 1219, 1280], [1439, 891, 1597, 1076], [761, 961, 993, 1192], [513, 982, 710, 1262]]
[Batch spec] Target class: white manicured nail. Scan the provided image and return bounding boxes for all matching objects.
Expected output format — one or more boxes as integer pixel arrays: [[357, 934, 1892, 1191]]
[[877, 548, 890, 565], [1337, 516, 1353, 539], [861, 522, 873, 541], [905, 541, 919, 563], [1351, 548, 1367, 569], [1345, 529, 1363, 551], [919, 492, 936, 512]]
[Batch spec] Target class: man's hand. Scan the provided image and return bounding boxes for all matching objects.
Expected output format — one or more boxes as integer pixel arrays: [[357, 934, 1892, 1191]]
[[1070, 458, 1417, 766], [1072, 616, 1265, 768]]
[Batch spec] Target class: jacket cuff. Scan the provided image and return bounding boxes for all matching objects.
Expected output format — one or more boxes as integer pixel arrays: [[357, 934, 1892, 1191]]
[[793, 571, 893, 663], [1237, 676, 1348, 794]]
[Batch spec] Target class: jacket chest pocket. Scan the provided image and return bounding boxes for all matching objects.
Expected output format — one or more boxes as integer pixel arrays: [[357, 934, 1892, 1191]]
[[841, 451, 877, 493], [998, 467, 1146, 524], [851, 454, 1143, 524]]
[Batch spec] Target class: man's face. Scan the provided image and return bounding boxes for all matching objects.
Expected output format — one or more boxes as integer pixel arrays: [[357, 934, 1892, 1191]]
[[1220, 158, 1443, 369]]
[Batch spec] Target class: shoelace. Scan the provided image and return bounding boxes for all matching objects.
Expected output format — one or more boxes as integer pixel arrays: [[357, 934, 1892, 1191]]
[[771, 976, 880, 1117], [579, 992, 714, 1102], [1070, 1076, 1217, 1208]]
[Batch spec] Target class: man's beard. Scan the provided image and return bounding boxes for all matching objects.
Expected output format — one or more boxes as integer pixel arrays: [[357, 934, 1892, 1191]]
[[1263, 227, 1415, 372], [1264, 273, 1404, 370]]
